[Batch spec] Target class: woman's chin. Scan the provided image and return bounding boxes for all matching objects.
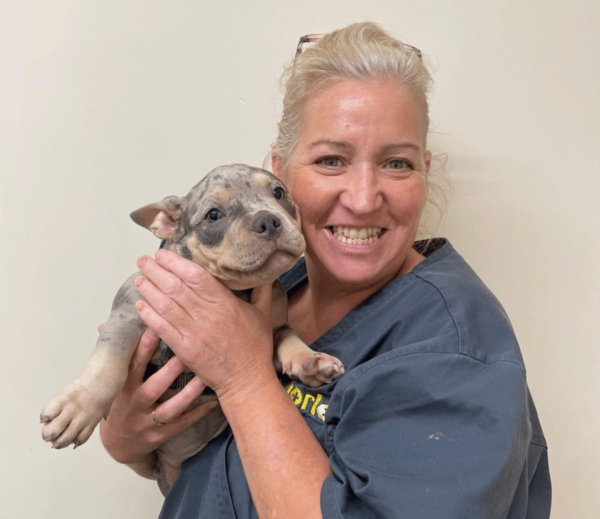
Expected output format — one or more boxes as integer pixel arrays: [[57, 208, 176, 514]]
[[315, 254, 398, 290]]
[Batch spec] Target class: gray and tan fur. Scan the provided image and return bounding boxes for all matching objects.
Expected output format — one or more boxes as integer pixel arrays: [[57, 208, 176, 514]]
[[40, 164, 344, 494]]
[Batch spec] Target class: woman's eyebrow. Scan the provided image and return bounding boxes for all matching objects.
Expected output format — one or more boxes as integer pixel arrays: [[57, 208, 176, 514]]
[[380, 143, 422, 153], [308, 139, 354, 150], [308, 140, 421, 153]]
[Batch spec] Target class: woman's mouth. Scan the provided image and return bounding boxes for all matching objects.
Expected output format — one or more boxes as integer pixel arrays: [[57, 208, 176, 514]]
[[328, 226, 384, 245]]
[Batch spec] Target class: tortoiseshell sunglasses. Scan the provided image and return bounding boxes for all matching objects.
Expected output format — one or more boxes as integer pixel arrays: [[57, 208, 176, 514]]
[[295, 33, 423, 59]]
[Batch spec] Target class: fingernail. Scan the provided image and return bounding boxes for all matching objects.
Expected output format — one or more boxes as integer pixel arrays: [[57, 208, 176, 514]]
[[137, 256, 148, 268]]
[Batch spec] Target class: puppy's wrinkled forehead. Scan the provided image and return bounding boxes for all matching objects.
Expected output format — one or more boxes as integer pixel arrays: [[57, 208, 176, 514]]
[[182, 164, 298, 246], [187, 165, 295, 217]]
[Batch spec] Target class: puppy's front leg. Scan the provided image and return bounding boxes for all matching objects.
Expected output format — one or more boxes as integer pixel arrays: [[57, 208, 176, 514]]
[[270, 281, 344, 388], [40, 273, 146, 449], [274, 327, 344, 388]]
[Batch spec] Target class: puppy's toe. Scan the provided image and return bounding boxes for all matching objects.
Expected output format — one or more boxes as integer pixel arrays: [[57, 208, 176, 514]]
[[301, 352, 323, 375], [50, 425, 78, 450], [73, 423, 96, 449], [297, 353, 345, 388], [41, 407, 74, 444], [40, 398, 64, 425], [315, 357, 344, 384]]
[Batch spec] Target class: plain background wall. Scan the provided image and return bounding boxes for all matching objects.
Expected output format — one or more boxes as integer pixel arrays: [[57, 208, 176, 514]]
[[2, 1, 598, 517]]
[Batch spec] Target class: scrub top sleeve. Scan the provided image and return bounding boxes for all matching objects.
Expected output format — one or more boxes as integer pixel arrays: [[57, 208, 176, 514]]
[[320, 351, 532, 519]]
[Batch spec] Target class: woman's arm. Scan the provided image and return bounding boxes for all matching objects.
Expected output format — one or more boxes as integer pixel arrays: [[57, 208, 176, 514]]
[[99, 326, 219, 479], [135, 250, 331, 518], [220, 372, 332, 518]]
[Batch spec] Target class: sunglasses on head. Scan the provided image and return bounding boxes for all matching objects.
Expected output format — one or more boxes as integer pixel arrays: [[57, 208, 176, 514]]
[[295, 33, 423, 59]]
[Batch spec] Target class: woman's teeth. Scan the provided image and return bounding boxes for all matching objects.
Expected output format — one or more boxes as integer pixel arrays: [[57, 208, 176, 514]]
[[330, 226, 383, 245]]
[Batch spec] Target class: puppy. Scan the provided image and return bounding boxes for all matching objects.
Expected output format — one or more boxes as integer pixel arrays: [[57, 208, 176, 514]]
[[40, 164, 344, 493]]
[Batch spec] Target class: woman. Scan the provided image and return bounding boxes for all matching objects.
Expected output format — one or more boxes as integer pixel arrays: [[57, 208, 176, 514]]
[[100, 22, 551, 518]]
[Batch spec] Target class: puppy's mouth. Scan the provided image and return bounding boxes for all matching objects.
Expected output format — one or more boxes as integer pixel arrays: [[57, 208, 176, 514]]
[[328, 226, 385, 245], [217, 232, 306, 290], [220, 249, 301, 290], [223, 247, 298, 273]]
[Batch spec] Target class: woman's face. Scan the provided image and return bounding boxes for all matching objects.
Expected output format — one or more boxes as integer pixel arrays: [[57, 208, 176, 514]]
[[274, 78, 430, 291]]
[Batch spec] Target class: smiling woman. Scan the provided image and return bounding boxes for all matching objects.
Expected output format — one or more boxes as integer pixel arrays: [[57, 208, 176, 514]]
[[100, 22, 551, 519], [273, 78, 430, 301]]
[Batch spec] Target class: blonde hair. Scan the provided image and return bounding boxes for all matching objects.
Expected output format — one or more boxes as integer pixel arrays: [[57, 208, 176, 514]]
[[271, 22, 450, 240], [275, 22, 432, 168]]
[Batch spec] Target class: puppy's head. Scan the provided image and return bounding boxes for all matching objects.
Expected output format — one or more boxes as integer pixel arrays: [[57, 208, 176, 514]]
[[131, 164, 305, 290]]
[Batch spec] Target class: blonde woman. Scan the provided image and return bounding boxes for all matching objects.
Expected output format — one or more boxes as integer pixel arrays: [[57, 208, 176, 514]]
[[101, 22, 551, 519]]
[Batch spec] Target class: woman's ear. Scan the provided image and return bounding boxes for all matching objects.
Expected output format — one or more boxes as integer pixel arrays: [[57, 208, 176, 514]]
[[424, 151, 432, 175], [271, 151, 285, 181]]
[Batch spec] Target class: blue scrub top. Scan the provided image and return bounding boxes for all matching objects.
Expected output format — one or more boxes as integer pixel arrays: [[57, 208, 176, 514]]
[[159, 239, 551, 519]]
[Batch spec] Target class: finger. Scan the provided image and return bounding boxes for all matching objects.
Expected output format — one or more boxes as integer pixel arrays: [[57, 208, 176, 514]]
[[138, 353, 187, 404], [250, 282, 273, 317], [135, 294, 186, 349], [151, 375, 206, 424], [126, 327, 161, 386], [135, 259, 193, 321], [154, 249, 229, 304], [137, 254, 205, 313]]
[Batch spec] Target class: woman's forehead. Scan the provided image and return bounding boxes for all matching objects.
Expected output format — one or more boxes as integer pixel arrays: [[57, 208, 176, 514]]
[[297, 78, 427, 148]]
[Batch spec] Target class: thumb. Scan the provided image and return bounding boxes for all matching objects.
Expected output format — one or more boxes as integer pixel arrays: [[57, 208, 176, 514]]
[[250, 282, 273, 318]]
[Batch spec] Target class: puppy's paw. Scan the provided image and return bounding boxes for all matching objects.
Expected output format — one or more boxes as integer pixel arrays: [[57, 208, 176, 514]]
[[283, 352, 344, 388], [40, 381, 109, 449]]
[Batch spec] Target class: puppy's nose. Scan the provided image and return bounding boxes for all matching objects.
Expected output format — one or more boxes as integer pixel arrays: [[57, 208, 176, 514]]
[[251, 211, 282, 239]]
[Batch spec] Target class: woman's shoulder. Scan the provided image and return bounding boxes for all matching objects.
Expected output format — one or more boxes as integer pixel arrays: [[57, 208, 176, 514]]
[[407, 239, 524, 367], [280, 239, 525, 370]]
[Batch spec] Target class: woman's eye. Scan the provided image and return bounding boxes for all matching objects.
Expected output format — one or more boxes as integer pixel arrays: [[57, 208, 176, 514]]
[[387, 159, 411, 170], [273, 187, 285, 200], [206, 209, 222, 222], [317, 157, 342, 167]]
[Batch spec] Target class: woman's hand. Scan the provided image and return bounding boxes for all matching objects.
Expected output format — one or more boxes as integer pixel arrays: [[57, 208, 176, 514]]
[[134, 250, 331, 518], [99, 326, 219, 478], [133, 249, 277, 404]]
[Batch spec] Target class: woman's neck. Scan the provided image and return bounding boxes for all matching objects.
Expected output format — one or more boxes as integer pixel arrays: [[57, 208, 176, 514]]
[[288, 249, 424, 345]]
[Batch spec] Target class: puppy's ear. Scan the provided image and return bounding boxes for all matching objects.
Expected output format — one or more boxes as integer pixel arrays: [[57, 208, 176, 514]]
[[130, 196, 183, 240]]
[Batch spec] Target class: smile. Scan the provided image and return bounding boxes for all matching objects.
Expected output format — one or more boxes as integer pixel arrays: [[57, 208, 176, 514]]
[[329, 226, 384, 245]]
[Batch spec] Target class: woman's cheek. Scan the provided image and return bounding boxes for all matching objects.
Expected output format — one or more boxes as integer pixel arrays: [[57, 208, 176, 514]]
[[289, 176, 321, 223]]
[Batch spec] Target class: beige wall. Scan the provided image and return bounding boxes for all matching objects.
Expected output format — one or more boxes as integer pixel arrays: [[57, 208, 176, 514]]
[[2, 1, 598, 517]]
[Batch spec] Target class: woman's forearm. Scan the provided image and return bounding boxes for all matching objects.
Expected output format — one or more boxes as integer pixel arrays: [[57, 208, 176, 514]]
[[219, 372, 332, 519]]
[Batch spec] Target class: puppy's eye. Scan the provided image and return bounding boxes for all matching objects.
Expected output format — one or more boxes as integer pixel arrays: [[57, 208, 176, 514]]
[[206, 209, 222, 222], [273, 187, 285, 200]]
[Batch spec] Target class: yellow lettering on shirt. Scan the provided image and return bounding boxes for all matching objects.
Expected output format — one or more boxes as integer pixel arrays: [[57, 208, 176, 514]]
[[285, 382, 328, 421]]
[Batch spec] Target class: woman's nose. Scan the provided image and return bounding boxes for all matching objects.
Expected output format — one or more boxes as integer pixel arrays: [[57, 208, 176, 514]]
[[339, 165, 382, 215]]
